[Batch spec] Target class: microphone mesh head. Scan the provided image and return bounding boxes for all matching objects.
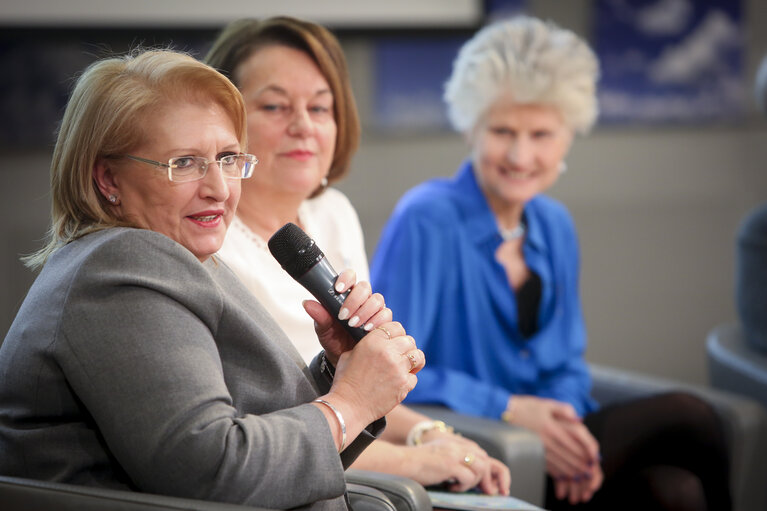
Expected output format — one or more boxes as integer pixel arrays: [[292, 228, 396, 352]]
[[268, 222, 325, 280]]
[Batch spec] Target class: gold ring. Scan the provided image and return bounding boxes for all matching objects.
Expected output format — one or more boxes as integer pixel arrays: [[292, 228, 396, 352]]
[[406, 352, 417, 372], [462, 453, 475, 466], [376, 326, 392, 340]]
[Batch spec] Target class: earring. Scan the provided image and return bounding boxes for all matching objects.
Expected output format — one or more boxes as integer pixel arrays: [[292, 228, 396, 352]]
[[108, 194, 119, 204], [559, 161, 568, 174], [320, 177, 329, 188]]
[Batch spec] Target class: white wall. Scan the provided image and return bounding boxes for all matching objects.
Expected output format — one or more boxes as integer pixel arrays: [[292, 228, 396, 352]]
[[0, 0, 481, 28]]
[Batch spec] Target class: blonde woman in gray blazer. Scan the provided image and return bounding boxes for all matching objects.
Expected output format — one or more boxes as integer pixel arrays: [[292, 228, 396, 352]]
[[0, 49, 423, 511]]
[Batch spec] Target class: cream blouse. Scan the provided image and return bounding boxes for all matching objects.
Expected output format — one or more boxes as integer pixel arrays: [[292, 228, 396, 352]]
[[218, 188, 370, 364]]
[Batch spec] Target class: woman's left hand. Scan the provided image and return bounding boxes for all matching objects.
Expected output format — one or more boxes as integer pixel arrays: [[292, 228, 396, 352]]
[[419, 429, 511, 495], [554, 460, 603, 505], [303, 269, 392, 365]]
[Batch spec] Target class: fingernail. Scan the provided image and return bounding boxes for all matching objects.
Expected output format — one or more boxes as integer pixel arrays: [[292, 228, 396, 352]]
[[338, 308, 350, 320], [348, 316, 360, 327], [335, 281, 346, 293], [363, 323, 374, 331]]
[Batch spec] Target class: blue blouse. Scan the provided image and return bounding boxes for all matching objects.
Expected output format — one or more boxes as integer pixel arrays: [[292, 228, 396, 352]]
[[370, 161, 597, 419]]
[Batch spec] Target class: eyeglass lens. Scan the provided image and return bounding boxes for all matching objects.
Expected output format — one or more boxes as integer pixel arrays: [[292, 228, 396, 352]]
[[169, 155, 255, 181]]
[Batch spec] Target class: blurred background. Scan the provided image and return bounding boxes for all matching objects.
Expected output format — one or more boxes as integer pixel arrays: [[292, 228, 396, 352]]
[[1, 0, 766, 386]]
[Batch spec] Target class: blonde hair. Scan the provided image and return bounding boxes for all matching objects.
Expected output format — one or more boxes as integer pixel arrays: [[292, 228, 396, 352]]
[[25, 48, 247, 269], [445, 16, 600, 135], [205, 17, 360, 197]]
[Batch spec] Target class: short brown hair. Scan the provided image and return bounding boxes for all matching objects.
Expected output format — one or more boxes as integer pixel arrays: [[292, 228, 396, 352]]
[[26, 48, 246, 269], [205, 17, 360, 197]]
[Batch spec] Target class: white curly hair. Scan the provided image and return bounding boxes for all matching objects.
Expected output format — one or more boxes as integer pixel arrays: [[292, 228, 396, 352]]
[[444, 16, 600, 135]]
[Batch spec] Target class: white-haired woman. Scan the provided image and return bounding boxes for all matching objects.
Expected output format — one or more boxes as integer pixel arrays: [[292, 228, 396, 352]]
[[372, 16, 731, 510]]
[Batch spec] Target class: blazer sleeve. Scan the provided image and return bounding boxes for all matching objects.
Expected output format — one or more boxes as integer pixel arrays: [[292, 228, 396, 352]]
[[55, 230, 349, 509]]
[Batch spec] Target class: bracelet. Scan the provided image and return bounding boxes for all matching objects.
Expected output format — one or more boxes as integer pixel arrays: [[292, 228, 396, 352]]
[[501, 398, 516, 424], [320, 352, 336, 378], [314, 399, 346, 452], [406, 420, 454, 446]]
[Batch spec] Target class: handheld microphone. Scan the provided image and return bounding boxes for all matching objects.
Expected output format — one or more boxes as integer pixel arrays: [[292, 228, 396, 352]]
[[268, 222, 367, 342]]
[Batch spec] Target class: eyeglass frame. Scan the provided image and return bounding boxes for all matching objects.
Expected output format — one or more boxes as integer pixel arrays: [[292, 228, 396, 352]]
[[121, 153, 258, 182]]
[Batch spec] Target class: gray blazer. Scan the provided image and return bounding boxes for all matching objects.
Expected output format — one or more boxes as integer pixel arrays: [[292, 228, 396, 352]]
[[0, 228, 382, 510]]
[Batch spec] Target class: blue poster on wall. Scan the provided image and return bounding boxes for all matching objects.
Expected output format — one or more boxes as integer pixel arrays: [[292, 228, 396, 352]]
[[372, 0, 526, 132], [372, 36, 468, 132], [596, 0, 745, 124]]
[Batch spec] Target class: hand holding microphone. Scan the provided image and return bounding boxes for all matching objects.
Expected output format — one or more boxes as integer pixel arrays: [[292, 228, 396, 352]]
[[269, 223, 425, 427], [268, 222, 394, 361]]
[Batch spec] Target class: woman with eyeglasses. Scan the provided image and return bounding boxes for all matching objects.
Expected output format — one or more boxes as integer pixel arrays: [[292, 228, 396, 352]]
[[207, 17, 510, 495], [0, 48, 424, 510]]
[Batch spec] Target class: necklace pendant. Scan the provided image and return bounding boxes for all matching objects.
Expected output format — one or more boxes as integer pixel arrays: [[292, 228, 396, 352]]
[[500, 224, 525, 241]]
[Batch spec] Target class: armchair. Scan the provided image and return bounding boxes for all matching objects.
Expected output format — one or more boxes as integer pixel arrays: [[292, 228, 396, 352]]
[[589, 363, 766, 511], [707, 323, 767, 411], [0, 474, 404, 511], [0, 475, 271, 511], [346, 469, 432, 511], [413, 363, 767, 511]]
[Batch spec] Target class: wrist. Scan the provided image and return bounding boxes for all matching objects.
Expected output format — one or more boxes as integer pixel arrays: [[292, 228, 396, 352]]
[[406, 419, 454, 446], [314, 398, 346, 452]]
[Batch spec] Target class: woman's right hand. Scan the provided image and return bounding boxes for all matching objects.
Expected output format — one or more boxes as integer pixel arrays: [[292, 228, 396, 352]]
[[504, 395, 602, 503], [308, 315, 425, 450], [330, 321, 423, 423]]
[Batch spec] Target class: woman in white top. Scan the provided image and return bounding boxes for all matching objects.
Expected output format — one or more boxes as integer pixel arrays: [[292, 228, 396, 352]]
[[223, 189, 367, 364], [208, 17, 510, 494]]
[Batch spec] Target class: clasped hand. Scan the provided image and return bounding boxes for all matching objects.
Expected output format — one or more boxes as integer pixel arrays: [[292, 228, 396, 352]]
[[506, 396, 603, 505]]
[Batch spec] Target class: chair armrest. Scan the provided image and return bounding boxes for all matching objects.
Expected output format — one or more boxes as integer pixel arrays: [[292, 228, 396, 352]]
[[0, 475, 270, 511], [590, 362, 735, 405], [347, 482, 398, 511], [706, 323, 767, 409], [346, 470, 432, 511], [590, 363, 767, 511], [408, 405, 546, 507]]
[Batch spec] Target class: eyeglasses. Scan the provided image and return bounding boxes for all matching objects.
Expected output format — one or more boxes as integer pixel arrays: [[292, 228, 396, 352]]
[[123, 153, 258, 182]]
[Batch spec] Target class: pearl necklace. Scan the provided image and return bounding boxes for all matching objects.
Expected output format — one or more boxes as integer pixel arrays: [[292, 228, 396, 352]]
[[500, 223, 525, 241]]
